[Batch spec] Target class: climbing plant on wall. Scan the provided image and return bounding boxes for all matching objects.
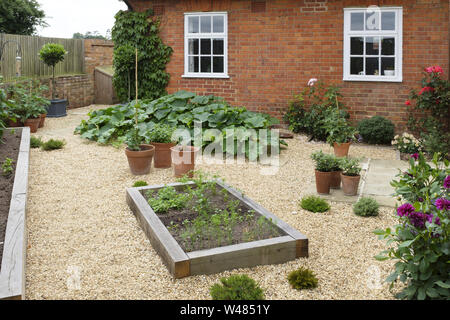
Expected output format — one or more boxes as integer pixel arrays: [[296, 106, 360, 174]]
[[111, 9, 173, 102]]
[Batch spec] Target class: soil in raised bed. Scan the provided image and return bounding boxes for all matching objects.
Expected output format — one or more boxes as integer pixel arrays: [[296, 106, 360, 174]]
[[143, 185, 285, 252], [0, 129, 22, 270]]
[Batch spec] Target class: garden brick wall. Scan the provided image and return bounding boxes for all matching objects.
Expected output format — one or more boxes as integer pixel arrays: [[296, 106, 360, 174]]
[[127, 0, 449, 131]]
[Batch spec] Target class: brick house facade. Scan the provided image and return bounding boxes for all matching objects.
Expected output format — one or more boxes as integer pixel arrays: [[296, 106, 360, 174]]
[[124, 0, 449, 130]]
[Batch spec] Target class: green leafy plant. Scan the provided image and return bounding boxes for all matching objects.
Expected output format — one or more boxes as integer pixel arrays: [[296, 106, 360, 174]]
[[75, 91, 282, 160], [322, 108, 357, 146], [112, 9, 173, 102], [341, 158, 361, 176], [133, 180, 148, 187], [30, 136, 43, 148], [287, 267, 319, 290], [357, 116, 395, 145], [146, 186, 189, 213], [145, 123, 176, 144], [1, 157, 14, 176], [406, 66, 449, 158], [41, 138, 65, 151], [210, 275, 265, 300], [39, 43, 67, 100], [283, 81, 349, 141], [310, 151, 336, 172], [300, 195, 330, 213], [375, 152, 449, 300], [391, 133, 422, 155], [6, 80, 50, 122], [353, 197, 379, 217]]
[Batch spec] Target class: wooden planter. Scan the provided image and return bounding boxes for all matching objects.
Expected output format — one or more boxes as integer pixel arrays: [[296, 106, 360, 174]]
[[126, 181, 308, 278], [0, 127, 30, 300]]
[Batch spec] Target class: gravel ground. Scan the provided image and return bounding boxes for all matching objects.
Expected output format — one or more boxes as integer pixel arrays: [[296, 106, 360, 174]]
[[26, 105, 400, 300]]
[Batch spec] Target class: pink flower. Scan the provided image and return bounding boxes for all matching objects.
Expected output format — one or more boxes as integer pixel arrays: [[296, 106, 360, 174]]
[[425, 66, 444, 74], [307, 78, 318, 87], [411, 153, 419, 160], [405, 100, 411, 106], [419, 86, 434, 95]]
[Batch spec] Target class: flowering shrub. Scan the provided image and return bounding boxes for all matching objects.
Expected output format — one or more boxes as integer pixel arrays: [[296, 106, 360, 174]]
[[406, 66, 450, 158], [375, 153, 450, 300], [391, 133, 422, 154]]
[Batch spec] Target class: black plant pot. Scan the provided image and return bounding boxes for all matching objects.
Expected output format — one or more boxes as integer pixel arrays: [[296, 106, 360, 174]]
[[47, 99, 68, 118]]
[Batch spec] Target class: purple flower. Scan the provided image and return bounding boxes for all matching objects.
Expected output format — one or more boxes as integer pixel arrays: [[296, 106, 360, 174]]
[[418, 197, 424, 202], [403, 171, 413, 178], [408, 211, 427, 229], [444, 176, 450, 189], [397, 203, 415, 217], [411, 153, 419, 160], [426, 213, 441, 226], [435, 198, 450, 211]]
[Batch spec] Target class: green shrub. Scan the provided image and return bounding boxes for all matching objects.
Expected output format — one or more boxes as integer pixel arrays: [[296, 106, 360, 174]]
[[300, 196, 330, 213], [341, 158, 362, 176], [357, 116, 395, 145], [133, 180, 148, 187], [287, 267, 318, 290], [210, 275, 265, 300], [41, 139, 65, 151], [310, 151, 336, 172], [145, 123, 176, 144], [353, 197, 379, 217], [30, 136, 43, 148]]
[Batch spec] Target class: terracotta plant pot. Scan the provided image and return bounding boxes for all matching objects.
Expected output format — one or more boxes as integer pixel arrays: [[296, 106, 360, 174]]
[[39, 113, 46, 128], [330, 170, 342, 189], [125, 144, 155, 175], [171, 145, 200, 178], [333, 142, 351, 157], [150, 142, 176, 168], [341, 173, 361, 196], [8, 119, 22, 127], [24, 117, 41, 133], [314, 170, 332, 195]]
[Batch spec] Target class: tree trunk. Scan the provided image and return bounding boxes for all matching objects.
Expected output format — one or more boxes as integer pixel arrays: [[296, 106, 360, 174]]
[[52, 66, 56, 100]]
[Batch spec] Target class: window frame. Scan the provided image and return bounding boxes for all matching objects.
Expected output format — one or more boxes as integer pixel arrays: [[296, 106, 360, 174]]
[[183, 12, 229, 79], [343, 7, 403, 82]]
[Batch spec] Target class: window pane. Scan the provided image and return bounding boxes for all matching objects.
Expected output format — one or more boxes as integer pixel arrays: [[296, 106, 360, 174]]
[[213, 57, 224, 73], [351, 12, 364, 31], [200, 39, 211, 54], [213, 39, 224, 55], [201, 56, 211, 72], [381, 58, 395, 76], [382, 12, 395, 30], [381, 37, 395, 55], [188, 16, 199, 33], [350, 57, 363, 75], [213, 16, 224, 33], [188, 39, 199, 55], [366, 37, 380, 55], [366, 11, 380, 30], [188, 56, 199, 72], [350, 37, 363, 55], [201, 16, 211, 33], [366, 57, 379, 75]]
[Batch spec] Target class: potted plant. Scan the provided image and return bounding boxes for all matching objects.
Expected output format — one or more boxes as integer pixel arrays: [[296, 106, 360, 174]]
[[323, 111, 357, 157], [146, 123, 177, 168], [39, 43, 68, 118], [171, 144, 200, 178], [330, 156, 343, 189], [124, 102, 155, 175], [340, 158, 362, 196], [311, 150, 335, 195]]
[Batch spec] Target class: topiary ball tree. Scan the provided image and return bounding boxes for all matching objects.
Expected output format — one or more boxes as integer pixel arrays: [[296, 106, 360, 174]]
[[39, 43, 67, 100]]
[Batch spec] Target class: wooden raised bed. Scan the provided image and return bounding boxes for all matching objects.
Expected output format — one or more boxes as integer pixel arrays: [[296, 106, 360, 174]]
[[0, 127, 30, 300], [126, 181, 308, 278]]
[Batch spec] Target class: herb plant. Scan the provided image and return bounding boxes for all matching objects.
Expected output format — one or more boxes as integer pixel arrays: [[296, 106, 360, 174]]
[[41, 139, 65, 151], [133, 180, 148, 187], [287, 267, 319, 290], [300, 196, 330, 213], [310, 151, 336, 172], [30, 136, 43, 148], [353, 197, 379, 217], [341, 158, 362, 176], [145, 123, 176, 144], [210, 275, 265, 300], [1, 157, 14, 176]]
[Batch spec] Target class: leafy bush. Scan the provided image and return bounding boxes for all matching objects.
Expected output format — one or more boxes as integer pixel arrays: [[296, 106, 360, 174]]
[[41, 139, 65, 151], [353, 197, 379, 217], [6, 80, 50, 122], [210, 275, 265, 300], [112, 9, 172, 102], [133, 181, 148, 187], [75, 91, 282, 160], [146, 123, 176, 144], [146, 186, 189, 213], [300, 196, 330, 213], [30, 136, 43, 148], [310, 151, 336, 172], [284, 81, 349, 141], [322, 108, 357, 146], [287, 267, 318, 290], [420, 126, 450, 160], [375, 153, 450, 300], [357, 116, 395, 145], [391, 132, 422, 154], [341, 158, 362, 176]]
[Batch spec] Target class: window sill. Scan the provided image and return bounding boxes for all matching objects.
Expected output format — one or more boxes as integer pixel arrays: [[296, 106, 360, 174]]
[[343, 76, 403, 83], [182, 74, 230, 79]]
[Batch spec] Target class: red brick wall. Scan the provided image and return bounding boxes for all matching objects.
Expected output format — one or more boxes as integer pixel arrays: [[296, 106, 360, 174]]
[[128, 0, 449, 130]]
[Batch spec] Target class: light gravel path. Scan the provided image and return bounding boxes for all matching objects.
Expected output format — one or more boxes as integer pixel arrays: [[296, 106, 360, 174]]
[[26, 105, 401, 300]]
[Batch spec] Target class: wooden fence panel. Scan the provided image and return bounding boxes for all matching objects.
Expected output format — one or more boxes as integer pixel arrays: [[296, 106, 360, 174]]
[[0, 33, 85, 81]]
